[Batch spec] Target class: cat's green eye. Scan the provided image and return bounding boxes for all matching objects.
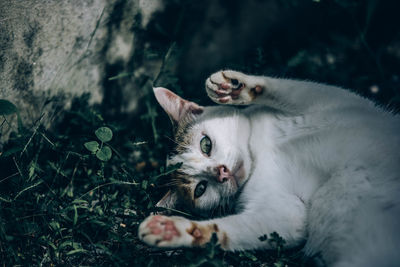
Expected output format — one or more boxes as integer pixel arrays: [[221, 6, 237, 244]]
[[200, 135, 212, 155], [194, 181, 208, 198]]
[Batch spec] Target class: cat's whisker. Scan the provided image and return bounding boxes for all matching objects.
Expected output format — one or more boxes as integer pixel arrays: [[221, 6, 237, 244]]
[[163, 135, 180, 146], [158, 183, 177, 188], [158, 176, 188, 188], [163, 134, 190, 150], [160, 180, 184, 187]]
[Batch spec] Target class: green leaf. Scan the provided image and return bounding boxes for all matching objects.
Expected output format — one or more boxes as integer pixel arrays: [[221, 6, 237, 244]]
[[96, 146, 112, 161], [5, 234, 14, 241], [49, 221, 60, 231], [241, 251, 258, 261], [84, 141, 99, 153], [141, 180, 148, 190], [66, 248, 88, 256], [0, 99, 18, 115], [73, 205, 78, 226], [59, 240, 74, 250], [258, 234, 268, 242], [17, 112, 24, 132], [90, 219, 107, 227], [108, 72, 133, 81], [67, 186, 74, 197], [14, 181, 43, 200], [72, 199, 88, 205], [1, 146, 23, 158], [95, 127, 113, 142]]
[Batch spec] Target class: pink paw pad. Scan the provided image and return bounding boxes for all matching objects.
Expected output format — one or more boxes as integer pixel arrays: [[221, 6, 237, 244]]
[[146, 216, 180, 241], [220, 83, 231, 90], [191, 228, 202, 238]]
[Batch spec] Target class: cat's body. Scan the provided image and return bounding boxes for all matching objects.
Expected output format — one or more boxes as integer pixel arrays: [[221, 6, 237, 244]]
[[139, 70, 400, 266]]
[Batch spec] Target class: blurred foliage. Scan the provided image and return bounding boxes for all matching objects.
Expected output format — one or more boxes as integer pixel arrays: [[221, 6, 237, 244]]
[[165, 0, 400, 110], [1, 0, 400, 265]]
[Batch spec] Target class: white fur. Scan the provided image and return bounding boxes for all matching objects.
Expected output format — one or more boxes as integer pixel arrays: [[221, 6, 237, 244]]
[[141, 70, 400, 266]]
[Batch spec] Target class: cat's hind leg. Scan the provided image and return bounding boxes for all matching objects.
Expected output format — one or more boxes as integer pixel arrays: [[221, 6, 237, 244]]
[[305, 167, 400, 266]]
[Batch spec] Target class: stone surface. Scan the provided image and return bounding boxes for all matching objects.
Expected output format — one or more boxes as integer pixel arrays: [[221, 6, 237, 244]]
[[0, 0, 164, 143]]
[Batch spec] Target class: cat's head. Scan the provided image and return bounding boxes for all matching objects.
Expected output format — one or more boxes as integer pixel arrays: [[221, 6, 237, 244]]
[[153, 87, 252, 216]]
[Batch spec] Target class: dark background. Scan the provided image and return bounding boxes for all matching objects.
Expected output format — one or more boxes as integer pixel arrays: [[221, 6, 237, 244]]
[[146, 0, 400, 109]]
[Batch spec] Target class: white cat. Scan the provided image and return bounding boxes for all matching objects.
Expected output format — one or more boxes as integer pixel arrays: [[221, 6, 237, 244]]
[[138, 70, 400, 266]]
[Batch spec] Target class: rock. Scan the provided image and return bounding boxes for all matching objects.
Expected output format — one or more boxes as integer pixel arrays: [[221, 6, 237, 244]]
[[0, 0, 164, 143]]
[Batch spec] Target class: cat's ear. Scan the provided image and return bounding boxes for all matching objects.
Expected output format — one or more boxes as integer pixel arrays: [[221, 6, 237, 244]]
[[155, 190, 178, 209], [153, 87, 203, 123]]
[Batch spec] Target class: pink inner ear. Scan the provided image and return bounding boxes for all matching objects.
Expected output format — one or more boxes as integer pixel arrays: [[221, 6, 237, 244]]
[[153, 87, 203, 122], [163, 89, 180, 102], [156, 190, 178, 209], [188, 104, 204, 115]]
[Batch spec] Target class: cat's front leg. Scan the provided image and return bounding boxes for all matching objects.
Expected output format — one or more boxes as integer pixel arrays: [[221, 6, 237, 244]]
[[139, 211, 305, 250], [206, 70, 265, 105], [138, 215, 217, 248], [206, 70, 362, 113]]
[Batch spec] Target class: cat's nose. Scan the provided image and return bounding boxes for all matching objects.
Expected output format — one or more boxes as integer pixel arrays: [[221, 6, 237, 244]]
[[217, 165, 231, 183]]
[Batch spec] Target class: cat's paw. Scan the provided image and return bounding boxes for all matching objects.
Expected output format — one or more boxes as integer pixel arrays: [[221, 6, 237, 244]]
[[138, 215, 195, 248], [205, 70, 264, 105]]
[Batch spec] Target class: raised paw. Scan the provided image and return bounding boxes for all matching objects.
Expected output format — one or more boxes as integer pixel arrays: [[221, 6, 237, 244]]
[[138, 215, 194, 248], [205, 70, 264, 105]]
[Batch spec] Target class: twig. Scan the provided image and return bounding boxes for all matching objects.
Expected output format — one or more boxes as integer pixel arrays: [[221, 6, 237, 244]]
[[20, 115, 44, 157], [39, 131, 55, 147], [86, 6, 105, 52], [77, 180, 138, 200], [0, 172, 18, 184], [0, 196, 12, 202], [13, 157, 24, 179], [15, 213, 47, 222], [107, 143, 124, 159], [14, 181, 43, 200], [153, 42, 177, 86]]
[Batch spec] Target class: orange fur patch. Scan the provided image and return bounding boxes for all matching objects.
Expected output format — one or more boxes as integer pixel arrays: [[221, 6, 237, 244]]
[[221, 232, 229, 249], [249, 85, 263, 100], [186, 222, 220, 246]]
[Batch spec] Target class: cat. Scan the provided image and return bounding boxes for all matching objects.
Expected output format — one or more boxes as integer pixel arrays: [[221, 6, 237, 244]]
[[138, 70, 400, 266]]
